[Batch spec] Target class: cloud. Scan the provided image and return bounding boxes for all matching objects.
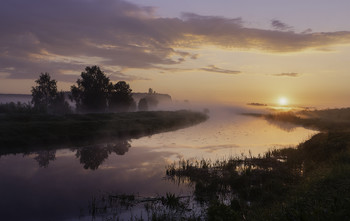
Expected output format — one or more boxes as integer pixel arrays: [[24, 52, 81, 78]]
[[200, 65, 241, 75], [272, 73, 301, 77], [1, 0, 350, 82], [271, 19, 293, 31], [154, 65, 241, 75], [302, 28, 313, 34]]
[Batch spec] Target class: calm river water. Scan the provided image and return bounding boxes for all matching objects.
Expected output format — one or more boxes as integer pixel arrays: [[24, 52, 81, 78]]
[[0, 96, 316, 220]]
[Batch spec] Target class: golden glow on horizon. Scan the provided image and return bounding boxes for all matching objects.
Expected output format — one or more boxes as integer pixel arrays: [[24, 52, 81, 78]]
[[278, 97, 288, 106], [2, 45, 350, 108]]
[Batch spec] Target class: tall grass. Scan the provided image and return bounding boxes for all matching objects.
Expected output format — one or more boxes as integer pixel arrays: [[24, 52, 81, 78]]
[[166, 131, 350, 220]]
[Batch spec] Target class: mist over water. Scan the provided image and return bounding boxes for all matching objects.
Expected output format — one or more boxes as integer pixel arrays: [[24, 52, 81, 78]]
[[132, 102, 316, 160], [0, 94, 317, 220]]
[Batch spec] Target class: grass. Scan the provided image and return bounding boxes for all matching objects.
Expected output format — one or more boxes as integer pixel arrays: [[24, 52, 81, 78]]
[[165, 108, 350, 220], [0, 110, 208, 152]]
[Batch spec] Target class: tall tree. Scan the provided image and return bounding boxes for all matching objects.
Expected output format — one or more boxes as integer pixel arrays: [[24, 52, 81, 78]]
[[71, 66, 112, 112], [109, 81, 134, 112], [31, 73, 71, 114], [31, 73, 58, 112]]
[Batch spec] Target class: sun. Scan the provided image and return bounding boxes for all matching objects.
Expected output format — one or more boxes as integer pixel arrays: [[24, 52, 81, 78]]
[[278, 97, 288, 106]]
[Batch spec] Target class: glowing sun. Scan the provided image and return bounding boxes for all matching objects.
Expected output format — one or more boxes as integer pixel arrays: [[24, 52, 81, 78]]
[[278, 97, 288, 106]]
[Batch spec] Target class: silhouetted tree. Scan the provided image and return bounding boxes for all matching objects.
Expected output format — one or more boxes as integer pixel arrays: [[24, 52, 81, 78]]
[[31, 73, 71, 114], [109, 81, 134, 112], [70, 66, 112, 112], [138, 98, 148, 111], [31, 73, 58, 112]]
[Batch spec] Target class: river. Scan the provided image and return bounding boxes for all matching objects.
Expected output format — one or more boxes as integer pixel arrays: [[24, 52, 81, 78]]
[[0, 95, 316, 220]]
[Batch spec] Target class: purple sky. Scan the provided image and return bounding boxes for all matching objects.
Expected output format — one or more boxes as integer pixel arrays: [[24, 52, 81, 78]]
[[1, 0, 350, 106]]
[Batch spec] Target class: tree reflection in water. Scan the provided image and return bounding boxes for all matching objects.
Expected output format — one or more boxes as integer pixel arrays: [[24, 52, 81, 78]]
[[34, 150, 56, 168], [76, 139, 131, 170], [29, 139, 131, 169]]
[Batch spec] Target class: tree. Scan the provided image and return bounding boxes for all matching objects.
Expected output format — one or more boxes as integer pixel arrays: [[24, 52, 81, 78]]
[[50, 92, 71, 114], [138, 98, 148, 111], [31, 73, 70, 114], [31, 73, 58, 112], [70, 66, 112, 112], [109, 81, 134, 112]]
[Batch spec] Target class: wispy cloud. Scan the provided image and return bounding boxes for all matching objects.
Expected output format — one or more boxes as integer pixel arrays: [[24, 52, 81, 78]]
[[155, 65, 241, 75], [272, 73, 301, 77], [271, 19, 293, 31], [200, 65, 241, 75], [1, 0, 350, 82]]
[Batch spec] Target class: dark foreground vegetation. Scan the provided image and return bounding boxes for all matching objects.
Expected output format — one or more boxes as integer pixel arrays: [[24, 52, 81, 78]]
[[0, 110, 208, 152], [166, 132, 350, 220], [163, 108, 350, 220]]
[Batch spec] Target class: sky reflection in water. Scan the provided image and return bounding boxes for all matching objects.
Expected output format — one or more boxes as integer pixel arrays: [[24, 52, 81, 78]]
[[132, 107, 316, 160], [0, 108, 316, 220]]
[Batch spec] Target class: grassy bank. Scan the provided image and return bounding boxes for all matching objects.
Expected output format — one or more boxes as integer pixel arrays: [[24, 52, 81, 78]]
[[165, 108, 350, 220], [0, 110, 208, 150], [264, 108, 350, 132]]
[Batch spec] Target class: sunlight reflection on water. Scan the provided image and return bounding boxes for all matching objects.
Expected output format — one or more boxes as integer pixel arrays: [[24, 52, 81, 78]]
[[131, 107, 316, 161], [0, 105, 317, 220]]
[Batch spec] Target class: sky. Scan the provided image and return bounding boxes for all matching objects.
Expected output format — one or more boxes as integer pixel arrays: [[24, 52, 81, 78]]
[[1, 0, 350, 107]]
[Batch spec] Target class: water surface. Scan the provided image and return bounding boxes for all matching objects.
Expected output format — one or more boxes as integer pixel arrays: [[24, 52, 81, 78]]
[[0, 105, 316, 220]]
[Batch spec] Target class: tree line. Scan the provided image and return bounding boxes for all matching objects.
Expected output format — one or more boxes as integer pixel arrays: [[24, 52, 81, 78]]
[[31, 66, 151, 114]]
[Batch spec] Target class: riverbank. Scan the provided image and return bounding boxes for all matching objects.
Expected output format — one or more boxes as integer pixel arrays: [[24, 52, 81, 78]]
[[164, 108, 350, 220], [0, 110, 208, 151], [264, 108, 350, 132]]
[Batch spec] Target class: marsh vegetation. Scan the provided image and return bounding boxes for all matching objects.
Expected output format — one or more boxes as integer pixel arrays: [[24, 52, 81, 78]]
[[163, 108, 350, 220]]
